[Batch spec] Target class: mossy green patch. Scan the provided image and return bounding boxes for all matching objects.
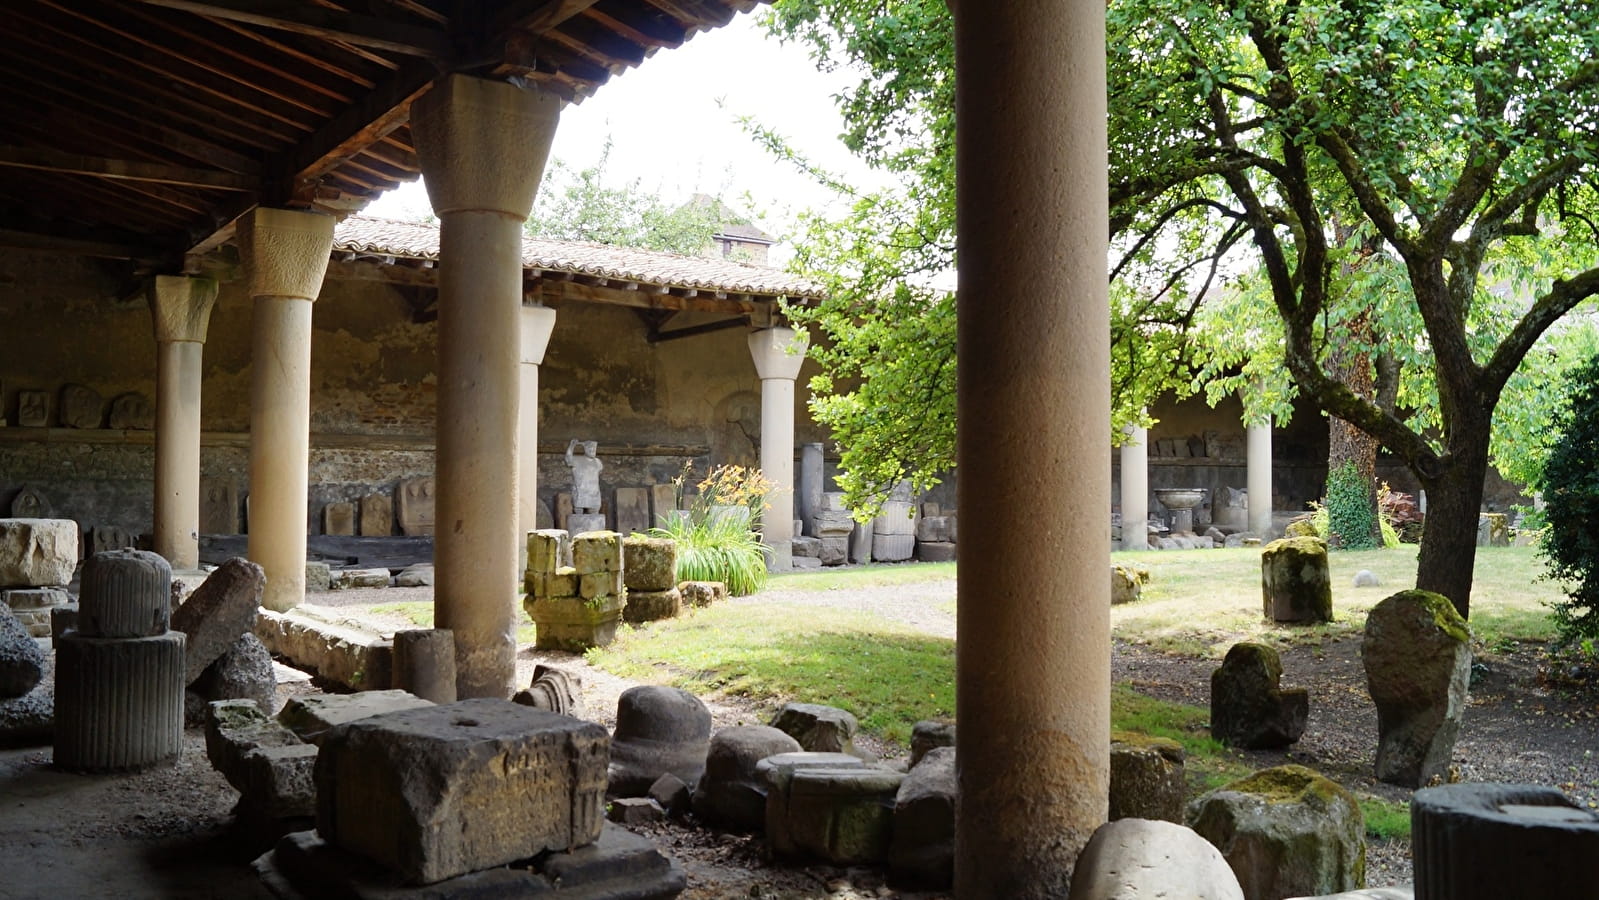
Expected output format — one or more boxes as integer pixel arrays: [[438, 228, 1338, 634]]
[[1222, 763, 1357, 808], [1390, 589, 1471, 644]]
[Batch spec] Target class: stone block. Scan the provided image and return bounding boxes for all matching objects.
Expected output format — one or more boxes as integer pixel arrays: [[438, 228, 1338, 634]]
[[1477, 512, 1510, 547], [579, 570, 623, 601], [1188, 765, 1365, 900], [524, 593, 625, 651], [397, 476, 435, 536], [278, 690, 434, 745], [393, 629, 456, 705], [791, 556, 823, 570], [819, 536, 849, 566], [614, 487, 651, 537], [915, 516, 951, 543], [0, 606, 44, 698], [1411, 783, 1599, 900], [679, 580, 727, 607], [87, 525, 137, 557], [9, 607, 52, 639], [910, 720, 955, 769], [821, 492, 850, 512], [50, 603, 77, 647], [771, 702, 866, 758], [257, 606, 393, 690], [608, 797, 665, 825], [331, 567, 390, 590], [650, 483, 678, 528], [568, 513, 607, 535], [1110, 731, 1186, 822], [189, 632, 277, 722], [692, 725, 803, 830], [623, 536, 678, 591], [872, 533, 915, 562], [556, 492, 574, 531], [1262, 536, 1333, 623], [622, 588, 681, 624], [776, 765, 904, 864], [649, 772, 691, 817], [1211, 642, 1308, 749], [359, 492, 393, 537], [205, 699, 316, 821], [572, 530, 622, 574], [608, 685, 712, 798], [108, 391, 154, 430], [201, 478, 241, 535], [1071, 818, 1244, 900], [395, 563, 433, 587], [791, 535, 822, 559], [813, 509, 855, 536], [889, 746, 956, 889], [916, 541, 956, 562], [304, 561, 331, 593], [79, 549, 171, 639], [1363, 590, 1471, 787], [323, 501, 356, 536], [873, 500, 917, 536], [0, 518, 78, 587], [526, 529, 569, 582], [16, 390, 49, 427], [54, 631, 185, 772], [2, 587, 68, 610], [59, 383, 102, 428], [173, 558, 265, 685], [315, 699, 609, 885], [757, 751, 873, 858]]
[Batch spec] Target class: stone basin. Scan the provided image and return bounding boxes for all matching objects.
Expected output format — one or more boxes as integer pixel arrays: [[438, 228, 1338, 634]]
[[1154, 488, 1206, 535]]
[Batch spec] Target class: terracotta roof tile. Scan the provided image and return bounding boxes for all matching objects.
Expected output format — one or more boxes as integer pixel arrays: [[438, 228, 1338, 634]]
[[334, 215, 821, 298]]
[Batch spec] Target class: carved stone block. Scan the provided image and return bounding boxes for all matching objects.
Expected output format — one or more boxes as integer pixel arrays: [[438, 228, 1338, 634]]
[[16, 390, 48, 427], [200, 478, 240, 535], [397, 477, 435, 536], [359, 492, 393, 537], [108, 392, 154, 430], [323, 502, 355, 536], [59, 383, 103, 429]]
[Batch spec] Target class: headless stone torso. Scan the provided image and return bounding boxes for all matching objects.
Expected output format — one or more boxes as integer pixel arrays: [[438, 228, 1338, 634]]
[[566, 440, 603, 513]]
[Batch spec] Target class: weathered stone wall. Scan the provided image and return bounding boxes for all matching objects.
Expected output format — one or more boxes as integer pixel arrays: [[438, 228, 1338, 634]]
[[0, 248, 826, 540]]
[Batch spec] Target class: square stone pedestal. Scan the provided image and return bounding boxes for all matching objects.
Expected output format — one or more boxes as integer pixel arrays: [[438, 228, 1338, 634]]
[[524, 594, 626, 651]]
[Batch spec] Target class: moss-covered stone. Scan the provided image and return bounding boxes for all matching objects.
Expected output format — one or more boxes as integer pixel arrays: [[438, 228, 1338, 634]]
[[1110, 732, 1187, 822], [1261, 536, 1333, 623], [623, 536, 678, 592], [1188, 764, 1366, 898], [1111, 564, 1151, 605], [1210, 642, 1308, 749], [1362, 590, 1472, 786]]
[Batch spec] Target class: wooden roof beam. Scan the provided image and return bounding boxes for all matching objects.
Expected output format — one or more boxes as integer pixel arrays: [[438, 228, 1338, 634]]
[[126, 0, 453, 58], [0, 146, 260, 192]]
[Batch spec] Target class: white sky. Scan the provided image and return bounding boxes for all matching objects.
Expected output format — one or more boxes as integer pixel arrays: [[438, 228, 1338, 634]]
[[365, 11, 884, 256]]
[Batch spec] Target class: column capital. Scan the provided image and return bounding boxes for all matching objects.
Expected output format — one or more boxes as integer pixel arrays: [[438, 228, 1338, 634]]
[[748, 326, 809, 381], [520, 303, 557, 366], [412, 74, 562, 219], [148, 275, 218, 344], [238, 207, 335, 302]]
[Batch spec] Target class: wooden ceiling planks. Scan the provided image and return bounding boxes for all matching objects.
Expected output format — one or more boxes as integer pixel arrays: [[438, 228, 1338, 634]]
[[0, 0, 763, 269]]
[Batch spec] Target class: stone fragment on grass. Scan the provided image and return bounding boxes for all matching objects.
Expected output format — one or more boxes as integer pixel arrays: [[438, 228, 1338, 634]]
[[1211, 642, 1309, 749], [1363, 589, 1471, 787], [1262, 536, 1333, 623], [1353, 569, 1382, 588], [1188, 765, 1366, 899], [1112, 563, 1150, 605], [1109, 731, 1186, 822], [679, 581, 727, 607]]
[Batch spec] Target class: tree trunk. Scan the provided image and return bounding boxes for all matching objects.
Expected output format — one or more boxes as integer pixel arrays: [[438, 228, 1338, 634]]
[[1415, 426, 1492, 619], [1327, 306, 1382, 548]]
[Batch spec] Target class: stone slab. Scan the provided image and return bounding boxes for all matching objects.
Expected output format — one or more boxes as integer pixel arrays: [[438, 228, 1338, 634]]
[[323, 502, 356, 537], [397, 477, 436, 537], [331, 567, 391, 590], [201, 478, 241, 534], [614, 487, 651, 537], [0, 518, 78, 588], [650, 484, 678, 528], [108, 391, 154, 430], [568, 513, 608, 538], [173, 558, 265, 686], [256, 823, 686, 899], [256, 607, 393, 692], [315, 699, 609, 885], [2, 587, 69, 610], [278, 690, 434, 745], [16, 390, 49, 427], [360, 493, 394, 537]]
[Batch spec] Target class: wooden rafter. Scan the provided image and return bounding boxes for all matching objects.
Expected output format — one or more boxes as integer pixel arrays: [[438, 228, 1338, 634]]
[[126, 0, 453, 58], [0, 147, 259, 192]]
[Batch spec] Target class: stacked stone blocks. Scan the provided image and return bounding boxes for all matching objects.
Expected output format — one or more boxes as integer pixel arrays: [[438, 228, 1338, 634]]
[[621, 536, 681, 624], [524, 530, 628, 651], [0, 518, 79, 637], [55, 549, 185, 772]]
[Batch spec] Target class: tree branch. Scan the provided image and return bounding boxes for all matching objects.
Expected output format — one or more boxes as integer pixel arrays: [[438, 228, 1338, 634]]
[[1483, 266, 1599, 395]]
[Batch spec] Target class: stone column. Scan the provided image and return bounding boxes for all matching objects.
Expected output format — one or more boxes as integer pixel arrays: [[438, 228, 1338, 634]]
[[148, 275, 218, 571], [412, 74, 560, 699], [1120, 425, 1149, 551], [519, 302, 557, 568], [798, 442, 824, 536], [1248, 419, 1273, 536], [748, 327, 808, 571], [952, 1, 1109, 896], [239, 208, 334, 613]]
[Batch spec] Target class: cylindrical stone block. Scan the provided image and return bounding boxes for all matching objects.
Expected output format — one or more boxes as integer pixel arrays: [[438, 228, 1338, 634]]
[[1413, 783, 1599, 900], [78, 549, 173, 638], [393, 629, 457, 704], [54, 631, 185, 772]]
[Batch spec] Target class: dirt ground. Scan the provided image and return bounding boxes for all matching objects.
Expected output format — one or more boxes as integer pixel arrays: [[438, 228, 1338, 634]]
[[4, 576, 1597, 899]]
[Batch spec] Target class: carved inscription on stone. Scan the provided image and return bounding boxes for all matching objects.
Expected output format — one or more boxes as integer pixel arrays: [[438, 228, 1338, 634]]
[[324, 501, 356, 536], [397, 477, 435, 536], [17, 391, 48, 427], [59, 384, 103, 429], [11, 486, 50, 518], [360, 492, 394, 537], [200, 478, 240, 535], [108, 393, 155, 430], [90, 525, 136, 555]]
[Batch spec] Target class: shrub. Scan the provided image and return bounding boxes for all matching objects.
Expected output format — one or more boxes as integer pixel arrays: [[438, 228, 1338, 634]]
[[1541, 351, 1599, 644], [650, 464, 775, 596]]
